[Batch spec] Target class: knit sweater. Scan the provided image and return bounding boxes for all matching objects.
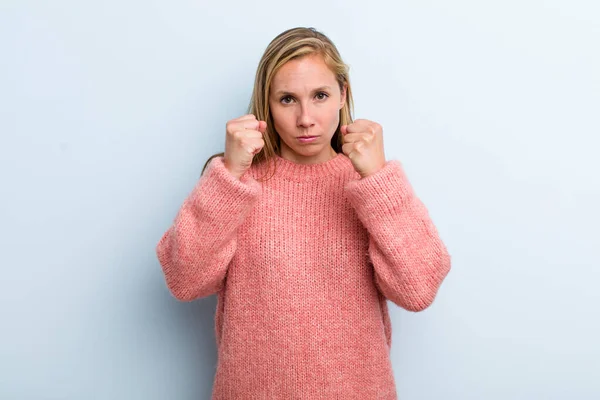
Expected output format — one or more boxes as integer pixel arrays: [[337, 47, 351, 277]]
[[156, 152, 451, 399]]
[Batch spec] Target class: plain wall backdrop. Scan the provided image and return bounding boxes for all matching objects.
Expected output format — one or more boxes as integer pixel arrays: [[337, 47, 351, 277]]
[[2, 1, 599, 399]]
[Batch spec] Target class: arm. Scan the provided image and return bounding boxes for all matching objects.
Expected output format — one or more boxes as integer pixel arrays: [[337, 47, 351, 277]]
[[156, 156, 261, 301], [344, 160, 451, 312]]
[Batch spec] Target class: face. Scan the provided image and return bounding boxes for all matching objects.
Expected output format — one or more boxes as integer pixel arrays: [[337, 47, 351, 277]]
[[269, 53, 346, 164]]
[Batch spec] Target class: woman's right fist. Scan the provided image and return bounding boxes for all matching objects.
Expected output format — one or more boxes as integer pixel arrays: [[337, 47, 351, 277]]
[[223, 114, 266, 179]]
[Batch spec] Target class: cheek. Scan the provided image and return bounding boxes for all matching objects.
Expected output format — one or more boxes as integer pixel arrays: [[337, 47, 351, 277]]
[[322, 104, 341, 125], [270, 107, 294, 132]]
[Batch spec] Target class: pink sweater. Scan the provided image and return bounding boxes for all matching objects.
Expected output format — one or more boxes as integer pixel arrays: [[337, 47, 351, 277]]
[[156, 152, 451, 399]]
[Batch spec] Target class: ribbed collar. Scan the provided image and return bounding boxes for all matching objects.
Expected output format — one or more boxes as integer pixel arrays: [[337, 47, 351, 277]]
[[261, 152, 351, 182]]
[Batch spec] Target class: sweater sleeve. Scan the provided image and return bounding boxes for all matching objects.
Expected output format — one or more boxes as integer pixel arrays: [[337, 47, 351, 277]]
[[344, 160, 451, 312], [156, 156, 261, 301]]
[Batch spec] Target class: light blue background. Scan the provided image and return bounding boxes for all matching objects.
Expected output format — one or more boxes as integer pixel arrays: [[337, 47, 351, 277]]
[[2, 1, 599, 399]]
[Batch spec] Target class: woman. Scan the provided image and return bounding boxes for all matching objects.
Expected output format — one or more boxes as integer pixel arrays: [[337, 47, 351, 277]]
[[156, 26, 451, 399]]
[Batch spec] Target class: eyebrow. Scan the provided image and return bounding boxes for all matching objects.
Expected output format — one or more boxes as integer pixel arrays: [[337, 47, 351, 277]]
[[273, 86, 333, 97]]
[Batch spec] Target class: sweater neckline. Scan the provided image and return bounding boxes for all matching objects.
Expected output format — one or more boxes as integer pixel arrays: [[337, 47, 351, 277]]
[[269, 152, 349, 181]]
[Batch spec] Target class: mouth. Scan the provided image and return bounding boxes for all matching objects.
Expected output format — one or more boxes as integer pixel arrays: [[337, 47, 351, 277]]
[[297, 136, 319, 143]]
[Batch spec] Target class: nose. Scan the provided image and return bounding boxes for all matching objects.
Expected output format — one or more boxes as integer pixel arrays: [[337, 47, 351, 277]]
[[297, 103, 315, 129]]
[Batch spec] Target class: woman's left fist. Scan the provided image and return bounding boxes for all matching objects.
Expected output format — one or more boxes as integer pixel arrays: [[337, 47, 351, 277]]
[[341, 119, 386, 178]]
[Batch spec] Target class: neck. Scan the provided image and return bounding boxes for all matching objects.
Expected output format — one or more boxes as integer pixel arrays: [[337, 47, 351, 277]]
[[279, 146, 338, 165]]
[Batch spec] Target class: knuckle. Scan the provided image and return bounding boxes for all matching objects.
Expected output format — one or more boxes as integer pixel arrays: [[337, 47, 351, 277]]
[[233, 130, 244, 140], [226, 121, 239, 134]]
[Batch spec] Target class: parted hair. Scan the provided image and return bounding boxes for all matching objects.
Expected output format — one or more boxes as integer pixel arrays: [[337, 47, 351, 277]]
[[201, 27, 355, 180]]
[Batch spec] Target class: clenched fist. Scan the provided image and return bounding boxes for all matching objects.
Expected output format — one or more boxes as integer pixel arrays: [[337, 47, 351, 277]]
[[341, 119, 387, 178], [223, 114, 267, 179]]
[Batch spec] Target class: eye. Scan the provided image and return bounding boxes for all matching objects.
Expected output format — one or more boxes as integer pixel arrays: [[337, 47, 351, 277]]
[[316, 92, 329, 100], [279, 92, 329, 104]]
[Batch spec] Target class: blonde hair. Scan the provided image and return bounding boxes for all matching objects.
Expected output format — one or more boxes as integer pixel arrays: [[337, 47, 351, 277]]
[[201, 27, 355, 180]]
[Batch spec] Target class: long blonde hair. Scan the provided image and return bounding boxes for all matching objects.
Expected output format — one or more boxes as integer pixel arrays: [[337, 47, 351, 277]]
[[201, 27, 355, 180]]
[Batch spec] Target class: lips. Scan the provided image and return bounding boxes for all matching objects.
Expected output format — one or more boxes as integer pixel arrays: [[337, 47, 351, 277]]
[[297, 136, 319, 143]]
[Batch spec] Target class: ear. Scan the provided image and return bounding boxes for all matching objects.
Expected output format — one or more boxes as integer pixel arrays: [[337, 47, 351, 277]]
[[339, 84, 347, 110]]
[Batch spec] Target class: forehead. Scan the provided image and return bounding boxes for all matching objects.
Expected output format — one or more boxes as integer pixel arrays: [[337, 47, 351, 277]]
[[271, 54, 337, 89]]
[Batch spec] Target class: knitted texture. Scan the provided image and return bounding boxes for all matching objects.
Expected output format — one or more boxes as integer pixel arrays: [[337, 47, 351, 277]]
[[156, 152, 451, 399]]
